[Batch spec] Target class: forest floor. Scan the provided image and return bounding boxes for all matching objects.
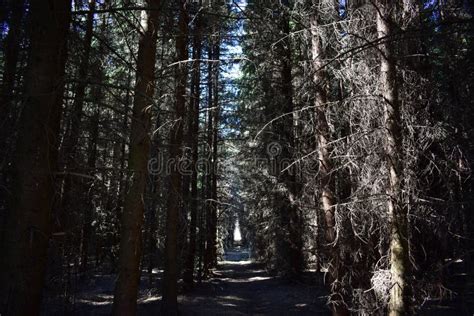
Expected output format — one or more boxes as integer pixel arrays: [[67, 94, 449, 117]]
[[43, 247, 330, 315], [175, 248, 329, 315], [42, 248, 474, 315]]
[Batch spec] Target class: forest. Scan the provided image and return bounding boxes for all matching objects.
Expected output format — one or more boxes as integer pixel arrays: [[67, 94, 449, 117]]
[[0, 0, 473, 315]]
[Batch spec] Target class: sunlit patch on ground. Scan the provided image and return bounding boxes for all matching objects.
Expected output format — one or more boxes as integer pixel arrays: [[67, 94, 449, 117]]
[[246, 276, 272, 282], [45, 248, 329, 315], [139, 295, 162, 304], [220, 260, 253, 265], [295, 303, 308, 308], [76, 293, 114, 306]]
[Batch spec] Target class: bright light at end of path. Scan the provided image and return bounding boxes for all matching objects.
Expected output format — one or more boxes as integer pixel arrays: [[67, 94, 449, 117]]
[[234, 221, 242, 242]]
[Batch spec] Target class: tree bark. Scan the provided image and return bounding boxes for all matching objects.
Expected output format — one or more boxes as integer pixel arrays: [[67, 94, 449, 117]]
[[273, 0, 303, 276], [0, 0, 26, 168], [0, 0, 71, 314], [59, 0, 96, 275], [61, 0, 95, 171], [375, 2, 410, 315], [210, 36, 220, 270], [145, 110, 161, 284], [203, 36, 219, 275], [183, 11, 203, 288], [310, 1, 349, 314], [197, 145, 208, 283], [203, 44, 213, 275], [111, 68, 132, 271], [162, 1, 188, 314], [112, 1, 160, 314], [79, 65, 102, 274], [145, 28, 166, 283]]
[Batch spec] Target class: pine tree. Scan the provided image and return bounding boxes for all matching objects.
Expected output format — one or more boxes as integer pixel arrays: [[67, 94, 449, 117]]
[[0, 0, 71, 313], [112, 0, 161, 314], [162, 1, 188, 313]]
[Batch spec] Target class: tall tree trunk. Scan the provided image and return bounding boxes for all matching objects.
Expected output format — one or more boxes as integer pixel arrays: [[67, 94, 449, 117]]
[[61, 0, 95, 170], [0, 0, 71, 314], [145, 28, 166, 283], [197, 141, 207, 283], [79, 66, 102, 274], [375, 2, 410, 315], [310, 1, 348, 315], [0, 0, 26, 168], [162, 2, 188, 314], [204, 42, 214, 275], [58, 0, 96, 277], [111, 68, 133, 271], [210, 39, 220, 269], [112, 0, 160, 314], [145, 111, 161, 285], [273, 0, 303, 276], [183, 12, 203, 288]]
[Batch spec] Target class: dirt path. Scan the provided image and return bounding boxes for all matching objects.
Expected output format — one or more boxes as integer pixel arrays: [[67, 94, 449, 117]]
[[44, 249, 473, 315], [44, 249, 330, 315], [171, 247, 329, 315], [176, 260, 329, 315]]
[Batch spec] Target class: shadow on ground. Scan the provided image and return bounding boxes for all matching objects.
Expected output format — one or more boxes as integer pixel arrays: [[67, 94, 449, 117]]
[[43, 247, 329, 315], [42, 249, 474, 315], [175, 259, 329, 315]]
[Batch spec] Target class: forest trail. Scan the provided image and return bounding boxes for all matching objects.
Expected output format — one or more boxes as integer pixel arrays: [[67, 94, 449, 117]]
[[42, 248, 474, 316], [53, 247, 329, 315], [177, 247, 329, 315], [43, 248, 474, 315]]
